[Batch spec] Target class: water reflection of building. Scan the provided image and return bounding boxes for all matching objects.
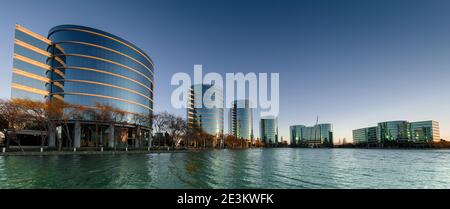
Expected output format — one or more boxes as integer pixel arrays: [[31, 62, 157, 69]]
[[353, 120, 440, 145], [10, 24, 154, 149]]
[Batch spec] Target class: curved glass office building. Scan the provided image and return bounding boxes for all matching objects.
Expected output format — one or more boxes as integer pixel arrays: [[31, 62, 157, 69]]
[[187, 84, 224, 137], [260, 117, 278, 145], [290, 125, 305, 145], [229, 100, 253, 140], [11, 25, 154, 148], [47, 25, 154, 120]]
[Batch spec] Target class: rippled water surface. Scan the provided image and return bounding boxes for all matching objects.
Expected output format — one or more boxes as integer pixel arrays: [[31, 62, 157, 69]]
[[1, 148, 450, 189]]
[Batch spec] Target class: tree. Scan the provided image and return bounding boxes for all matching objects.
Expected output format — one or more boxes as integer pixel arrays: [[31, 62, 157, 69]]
[[51, 101, 85, 151], [152, 112, 170, 147], [109, 108, 126, 148], [18, 99, 51, 148], [168, 116, 187, 148], [93, 103, 115, 147], [0, 107, 8, 145], [185, 124, 203, 148], [131, 113, 152, 148], [224, 134, 241, 148], [152, 112, 184, 148], [0, 99, 30, 151], [151, 112, 205, 149], [255, 139, 264, 148]]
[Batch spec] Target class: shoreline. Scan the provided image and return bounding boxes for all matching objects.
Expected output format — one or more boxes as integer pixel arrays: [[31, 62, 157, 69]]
[[2, 146, 450, 156], [0, 149, 194, 156]]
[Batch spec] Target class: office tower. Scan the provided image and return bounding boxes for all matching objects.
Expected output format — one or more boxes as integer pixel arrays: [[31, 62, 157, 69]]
[[260, 117, 278, 145], [187, 84, 224, 137], [11, 25, 154, 148], [229, 100, 253, 140]]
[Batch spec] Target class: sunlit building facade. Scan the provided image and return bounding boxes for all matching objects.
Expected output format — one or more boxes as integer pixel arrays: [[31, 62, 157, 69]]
[[187, 84, 224, 137], [290, 123, 334, 146], [228, 100, 253, 140], [353, 120, 440, 144], [353, 126, 378, 144], [290, 125, 305, 145], [260, 117, 278, 145], [10, 25, 154, 148], [47, 25, 154, 118], [377, 121, 411, 142], [12, 25, 52, 101], [410, 121, 440, 142]]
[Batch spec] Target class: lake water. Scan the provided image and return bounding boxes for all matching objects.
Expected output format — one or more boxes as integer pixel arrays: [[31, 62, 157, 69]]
[[1, 148, 450, 189]]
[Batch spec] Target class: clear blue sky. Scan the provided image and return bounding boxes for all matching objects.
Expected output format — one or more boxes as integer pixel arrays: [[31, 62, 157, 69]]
[[1, 0, 449, 142]]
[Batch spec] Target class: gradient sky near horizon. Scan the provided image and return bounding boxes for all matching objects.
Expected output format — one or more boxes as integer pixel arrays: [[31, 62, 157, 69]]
[[0, 0, 449, 142]]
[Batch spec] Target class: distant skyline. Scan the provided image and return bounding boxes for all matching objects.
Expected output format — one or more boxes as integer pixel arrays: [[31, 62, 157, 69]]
[[0, 0, 449, 142]]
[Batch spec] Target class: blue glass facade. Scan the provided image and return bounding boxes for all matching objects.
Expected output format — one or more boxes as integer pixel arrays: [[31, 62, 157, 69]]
[[353, 126, 378, 144], [260, 117, 278, 145], [47, 25, 154, 121], [410, 121, 440, 142], [11, 25, 154, 126], [377, 121, 410, 142], [187, 84, 224, 136], [11, 25, 52, 101], [229, 100, 253, 140], [354, 120, 440, 144], [290, 125, 305, 145], [290, 124, 333, 145]]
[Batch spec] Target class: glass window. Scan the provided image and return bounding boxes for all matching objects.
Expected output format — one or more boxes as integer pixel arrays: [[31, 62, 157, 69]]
[[13, 59, 48, 77], [11, 89, 46, 101], [15, 30, 49, 51], [48, 30, 154, 71], [12, 74, 47, 91], [14, 45, 48, 64], [56, 55, 152, 88]]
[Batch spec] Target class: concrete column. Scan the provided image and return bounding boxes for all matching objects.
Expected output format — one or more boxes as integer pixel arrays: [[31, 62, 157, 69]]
[[135, 138, 140, 148], [148, 130, 153, 149], [108, 124, 114, 148], [135, 126, 141, 148], [99, 127, 103, 146], [48, 123, 56, 148], [74, 121, 81, 148]]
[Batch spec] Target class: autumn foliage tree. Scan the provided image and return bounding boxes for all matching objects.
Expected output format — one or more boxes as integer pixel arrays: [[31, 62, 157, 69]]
[[0, 99, 36, 151], [1, 99, 263, 151], [223, 134, 252, 148]]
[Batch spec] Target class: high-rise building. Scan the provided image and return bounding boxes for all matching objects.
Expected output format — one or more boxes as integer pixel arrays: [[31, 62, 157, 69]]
[[260, 117, 278, 145], [228, 100, 253, 140], [12, 25, 53, 101], [10, 24, 154, 148], [290, 124, 334, 146], [187, 84, 224, 137], [353, 120, 441, 144], [290, 125, 305, 145]]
